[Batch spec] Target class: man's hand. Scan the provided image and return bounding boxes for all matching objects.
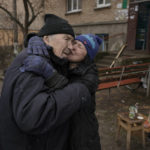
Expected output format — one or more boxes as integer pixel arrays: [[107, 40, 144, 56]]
[[27, 36, 51, 58], [20, 55, 55, 79]]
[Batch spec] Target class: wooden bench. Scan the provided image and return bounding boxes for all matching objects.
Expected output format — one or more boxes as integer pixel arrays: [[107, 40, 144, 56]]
[[97, 62, 150, 96]]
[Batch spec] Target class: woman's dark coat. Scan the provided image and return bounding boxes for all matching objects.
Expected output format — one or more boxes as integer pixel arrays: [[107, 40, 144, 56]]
[[69, 57, 101, 150]]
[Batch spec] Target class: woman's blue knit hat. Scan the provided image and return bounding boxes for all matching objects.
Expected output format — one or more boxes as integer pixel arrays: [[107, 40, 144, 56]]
[[75, 34, 102, 60]]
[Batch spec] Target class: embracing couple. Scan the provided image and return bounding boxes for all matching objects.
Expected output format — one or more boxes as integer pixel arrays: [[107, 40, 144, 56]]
[[0, 14, 102, 150]]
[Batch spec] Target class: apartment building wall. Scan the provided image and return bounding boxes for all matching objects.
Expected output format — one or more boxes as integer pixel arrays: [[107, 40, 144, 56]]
[[43, 0, 127, 24], [43, 0, 128, 51], [0, 0, 129, 51]]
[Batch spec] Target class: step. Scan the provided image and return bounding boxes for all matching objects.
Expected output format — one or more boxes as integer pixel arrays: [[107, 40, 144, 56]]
[[103, 55, 115, 60], [97, 58, 114, 63]]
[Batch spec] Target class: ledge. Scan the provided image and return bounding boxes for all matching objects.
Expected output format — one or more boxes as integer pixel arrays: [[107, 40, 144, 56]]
[[72, 20, 128, 27], [94, 5, 111, 10], [130, 0, 150, 4], [65, 10, 82, 15]]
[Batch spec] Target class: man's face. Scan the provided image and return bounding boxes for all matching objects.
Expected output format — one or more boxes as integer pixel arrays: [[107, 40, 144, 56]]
[[67, 40, 87, 62], [43, 34, 74, 58]]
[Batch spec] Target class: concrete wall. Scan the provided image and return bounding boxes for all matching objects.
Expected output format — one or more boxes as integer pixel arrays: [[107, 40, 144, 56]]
[[41, 0, 128, 52], [0, 0, 129, 51], [43, 0, 128, 25], [73, 21, 127, 51], [42, 0, 128, 51], [0, 0, 129, 29]]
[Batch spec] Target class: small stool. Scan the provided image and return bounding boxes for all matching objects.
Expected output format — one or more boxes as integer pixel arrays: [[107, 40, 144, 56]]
[[116, 112, 145, 150]]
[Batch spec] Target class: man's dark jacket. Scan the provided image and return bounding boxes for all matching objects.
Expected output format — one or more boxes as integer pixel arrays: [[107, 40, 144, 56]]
[[0, 50, 91, 150]]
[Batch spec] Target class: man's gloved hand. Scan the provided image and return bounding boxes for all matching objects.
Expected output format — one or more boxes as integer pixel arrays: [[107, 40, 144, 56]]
[[20, 55, 55, 79], [27, 36, 51, 58]]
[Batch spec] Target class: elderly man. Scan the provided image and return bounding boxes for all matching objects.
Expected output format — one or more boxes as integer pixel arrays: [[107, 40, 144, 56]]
[[23, 32, 102, 150], [0, 14, 91, 150]]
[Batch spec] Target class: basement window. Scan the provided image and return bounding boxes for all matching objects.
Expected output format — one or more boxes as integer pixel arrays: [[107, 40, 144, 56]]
[[67, 0, 82, 13], [96, 34, 109, 52], [96, 0, 111, 8]]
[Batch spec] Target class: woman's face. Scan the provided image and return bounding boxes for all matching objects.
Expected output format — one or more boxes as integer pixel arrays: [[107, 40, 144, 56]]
[[67, 40, 87, 63]]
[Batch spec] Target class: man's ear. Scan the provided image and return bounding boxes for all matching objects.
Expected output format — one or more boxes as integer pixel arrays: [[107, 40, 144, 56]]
[[43, 36, 49, 45]]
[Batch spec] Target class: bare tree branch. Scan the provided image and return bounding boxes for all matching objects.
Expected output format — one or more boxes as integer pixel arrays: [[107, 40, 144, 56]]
[[23, 0, 29, 27], [40, 0, 45, 8], [0, 5, 24, 30], [27, 0, 35, 19], [0, 0, 46, 38], [27, 0, 43, 27], [13, 0, 18, 43], [28, 10, 42, 26], [22, 0, 30, 36]]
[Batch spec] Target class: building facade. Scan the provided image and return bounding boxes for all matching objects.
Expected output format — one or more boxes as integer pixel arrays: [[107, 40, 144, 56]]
[[43, 0, 129, 52], [0, 0, 129, 52]]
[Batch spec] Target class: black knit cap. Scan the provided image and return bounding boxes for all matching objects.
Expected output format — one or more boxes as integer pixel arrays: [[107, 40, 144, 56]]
[[38, 14, 75, 38]]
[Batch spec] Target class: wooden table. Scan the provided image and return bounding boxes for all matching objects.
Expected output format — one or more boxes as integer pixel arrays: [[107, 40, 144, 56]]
[[116, 112, 145, 150]]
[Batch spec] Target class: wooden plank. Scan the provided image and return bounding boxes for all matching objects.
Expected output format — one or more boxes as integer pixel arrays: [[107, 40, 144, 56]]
[[99, 68, 146, 77], [98, 62, 150, 72], [97, 78, 141, 90], [110, 44, 127, 68], [99, 73, 145, 83]]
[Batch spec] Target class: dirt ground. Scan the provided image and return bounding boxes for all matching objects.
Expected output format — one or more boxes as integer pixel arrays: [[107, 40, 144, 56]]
[[0, 78, 150, 150], [96, 86, 150, 150]]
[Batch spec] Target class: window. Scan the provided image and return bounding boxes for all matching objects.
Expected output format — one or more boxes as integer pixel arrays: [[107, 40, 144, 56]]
[[96, 34, 109, 52], [67, 0, 82, 13], [97, 0, 111, 8], [122, 0, 128, 9]]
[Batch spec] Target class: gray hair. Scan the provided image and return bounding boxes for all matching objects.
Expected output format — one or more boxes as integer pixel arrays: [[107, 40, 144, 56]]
[[47, 35, 55, 42]]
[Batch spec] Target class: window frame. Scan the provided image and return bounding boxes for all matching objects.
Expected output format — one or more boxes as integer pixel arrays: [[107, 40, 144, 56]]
[[96, 33, 109, 52], [96, 0, 111, 8], [67, 0, 82, 13]]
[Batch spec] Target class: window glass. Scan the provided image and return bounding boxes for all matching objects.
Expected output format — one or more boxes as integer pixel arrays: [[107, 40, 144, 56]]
[[68, 0, 71, 11], [78, 0, 82, 9], [96, 34, 109, 52], [73, 0, 77, 10], [67, 0, 81, 12], [106, 0, 111, 4], [99, 0, 104, 4]]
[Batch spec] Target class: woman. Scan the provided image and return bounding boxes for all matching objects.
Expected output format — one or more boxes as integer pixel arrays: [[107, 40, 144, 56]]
[[67, 34, 102, 150]]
